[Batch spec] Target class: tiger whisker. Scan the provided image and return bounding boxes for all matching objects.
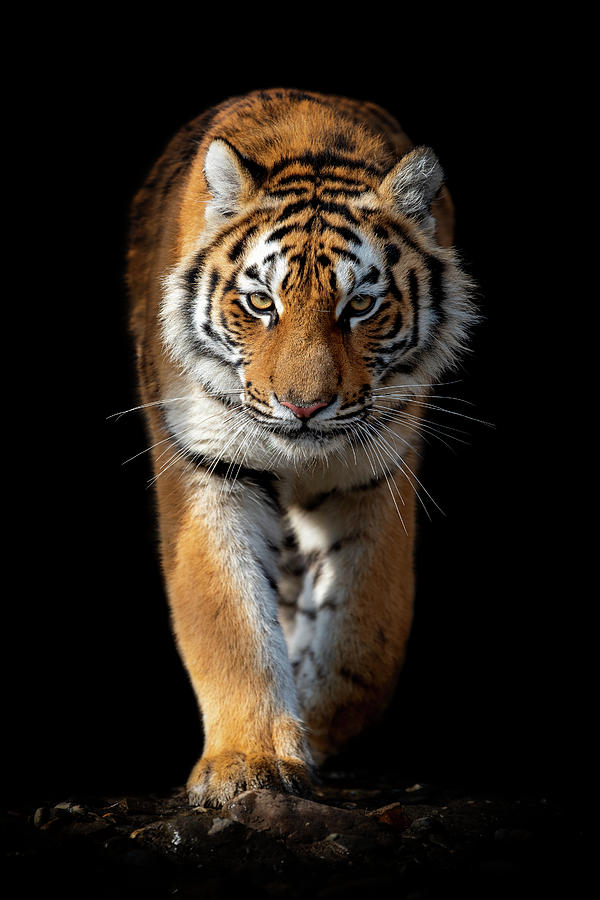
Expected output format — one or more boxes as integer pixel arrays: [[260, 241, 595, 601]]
[[374, 379, 464, 391], [372, 392, 475, 405], [199, 411, 262, 489], [148, 443, 192, 487], [107, 390, 244, 420], [156, 404, 245, 461], [372, 405, 470, 444], [122, 434, 175, 466], [373, 409, 461, 454], [363, 420, 444, 519], [372, 397, 493, 427], [218, 416, 263, 495], [107, 396, 196, 420], [355, 422, 408, 533], [371, 401, 469, 434], [349, 422, 379, 481], [149, 405, 245, 484], [227, 420, 264, 493], [361, 420, 431, 521]]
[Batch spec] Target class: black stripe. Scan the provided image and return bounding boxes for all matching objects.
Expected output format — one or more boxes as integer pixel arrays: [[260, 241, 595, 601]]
[[299, 470, 391, 511], [379, 304, 404, 341], [262, 251, 278, 268], [200, 324, 238, 357], [257, 561, 279, 594], [206, 457, 281, 507], [269, 152, 385, 179], [270, 173, 315, 187], [269, 223, 300, 242], [321, 186, 368, 197], [407, 269, 420, 350], [384, 337, 408, 356], [363, 265, 380, 286], [228, 224, 259, 262], [288, 253, 307, 279], [317, 201, 359, 225], [202, 210, 265, 259], [384, 243, 401, 267], [321, 174, 368, 189], [269, 186, 311, 197], [320, 222, 362, 245], [320, 597, 339, 612], [189, 336, 236, 367], [386, 220, 428, 258], [384, 352, 424, 377], [383, 277, 407, 346], [427, 256, 446, 325], [297, 606, 317, 620], [208, 268, 221, 295], [183, 250, 206, 294], [329, 246, 360, 265], [333, 407, 370, 422], [328, 532, 363, 554], [162, 422, 281, 506], [231, 297, 255, 320], [276, 197, 317, 221], [278, 596, 299, 609], [339, 667, 371, 691]]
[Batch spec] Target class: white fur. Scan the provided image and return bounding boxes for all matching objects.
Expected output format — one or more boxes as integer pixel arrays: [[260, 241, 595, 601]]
[[204, 139, 247, 219], [188, 475, 299, 723], [236, 232, 288, 318], [384, 148, 444, 219], [334, 235, 387, 327], [286, 495, 372, 710]]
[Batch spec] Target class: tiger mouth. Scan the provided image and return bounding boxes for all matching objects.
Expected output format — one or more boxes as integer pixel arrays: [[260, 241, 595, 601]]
[[243, 405, 370, 440]]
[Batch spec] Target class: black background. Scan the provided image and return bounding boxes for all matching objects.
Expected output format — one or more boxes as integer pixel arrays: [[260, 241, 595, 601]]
[[9, 32, 584, 805]]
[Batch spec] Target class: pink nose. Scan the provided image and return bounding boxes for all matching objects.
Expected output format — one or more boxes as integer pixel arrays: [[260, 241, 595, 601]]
[[279, 399, 328, 420]]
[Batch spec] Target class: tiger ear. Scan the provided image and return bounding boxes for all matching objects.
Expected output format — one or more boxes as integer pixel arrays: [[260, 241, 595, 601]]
[[204, 139, 264, 218], [380, 147, 444, 221]]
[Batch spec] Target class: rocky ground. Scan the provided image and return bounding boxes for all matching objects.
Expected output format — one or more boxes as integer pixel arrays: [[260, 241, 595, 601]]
[[4, 771, 589, 898]]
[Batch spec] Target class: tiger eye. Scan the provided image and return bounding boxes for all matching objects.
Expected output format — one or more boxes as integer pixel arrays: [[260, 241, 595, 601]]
[[349, 294, 374, 314], [248, 293, 274, 312]]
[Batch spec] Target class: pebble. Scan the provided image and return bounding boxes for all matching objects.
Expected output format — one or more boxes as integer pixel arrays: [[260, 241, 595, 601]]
[[207, 818, 234, 836], [409, 816, 438, 833], [368, 802, 411, 831], [33, 807, 50, 828], [494, 828, 533, 844], [52, 801, 87, 816]]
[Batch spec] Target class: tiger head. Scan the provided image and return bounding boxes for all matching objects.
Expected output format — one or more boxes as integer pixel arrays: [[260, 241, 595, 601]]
[[161, 135, 475, 463]]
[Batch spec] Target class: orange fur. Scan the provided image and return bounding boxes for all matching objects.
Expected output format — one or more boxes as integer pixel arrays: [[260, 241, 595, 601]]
[[127, 89, 472, 806]]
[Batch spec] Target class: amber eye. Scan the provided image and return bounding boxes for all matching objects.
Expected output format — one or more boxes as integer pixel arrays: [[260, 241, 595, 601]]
[[248, 292, 275, 312], [349, 294, 375, 315]]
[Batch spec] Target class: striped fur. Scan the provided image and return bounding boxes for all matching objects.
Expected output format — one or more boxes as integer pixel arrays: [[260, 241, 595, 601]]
[[127, 89, 476, 806]]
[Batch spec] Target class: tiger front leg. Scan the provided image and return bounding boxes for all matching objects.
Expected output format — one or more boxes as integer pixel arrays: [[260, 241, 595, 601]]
[[163, 479, 313, 807], [287, 471, 416, 763]]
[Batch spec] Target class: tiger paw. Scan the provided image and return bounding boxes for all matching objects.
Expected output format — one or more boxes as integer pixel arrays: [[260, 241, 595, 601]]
[[187, 751, 313, 807]]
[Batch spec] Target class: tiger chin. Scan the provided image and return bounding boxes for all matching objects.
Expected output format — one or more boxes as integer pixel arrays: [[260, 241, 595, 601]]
[[126, 88, 476, 807]]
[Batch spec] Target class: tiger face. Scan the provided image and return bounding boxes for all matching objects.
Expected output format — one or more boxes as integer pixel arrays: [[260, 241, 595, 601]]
[[162, 138, 474, 463]]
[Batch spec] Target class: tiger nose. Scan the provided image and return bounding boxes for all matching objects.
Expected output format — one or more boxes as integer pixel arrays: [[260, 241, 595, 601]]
[[279, 399, 329, 420]]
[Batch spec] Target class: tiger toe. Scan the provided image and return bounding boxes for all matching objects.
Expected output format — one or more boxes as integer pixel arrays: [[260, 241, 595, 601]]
[[187, 751, 313, 807]]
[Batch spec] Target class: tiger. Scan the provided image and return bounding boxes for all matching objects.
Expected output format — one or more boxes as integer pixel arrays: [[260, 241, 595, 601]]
[[126, 88, 475, 807]]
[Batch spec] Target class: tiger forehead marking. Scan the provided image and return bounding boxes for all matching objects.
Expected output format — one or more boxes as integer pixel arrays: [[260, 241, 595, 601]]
[[236, 221, 387, 322]]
